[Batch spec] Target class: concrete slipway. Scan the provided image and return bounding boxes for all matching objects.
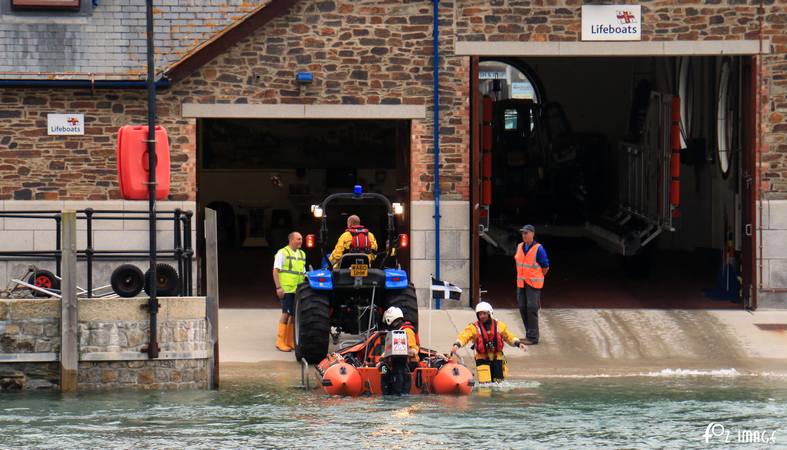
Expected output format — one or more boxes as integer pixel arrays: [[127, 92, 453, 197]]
[[219, 308, 787, 380]]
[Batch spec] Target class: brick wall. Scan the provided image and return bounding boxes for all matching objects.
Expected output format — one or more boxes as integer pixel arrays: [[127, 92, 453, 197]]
[[0, 0, 784, 202], [0, 0, 472, 202], [163, 0, 470, 201], [0, 90, 195, 200], [0, 89, 196, 200], [3, 1, 783, 204], [453, 0, 786, 200], [1, 0, 784, 307]]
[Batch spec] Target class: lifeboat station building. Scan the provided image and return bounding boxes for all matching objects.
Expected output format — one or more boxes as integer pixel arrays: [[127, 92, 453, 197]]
[[0, 0, 785, 310]]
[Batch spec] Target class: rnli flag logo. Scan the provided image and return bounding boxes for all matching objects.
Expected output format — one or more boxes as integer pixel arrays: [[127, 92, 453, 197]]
[[616, 10, 637, 24]]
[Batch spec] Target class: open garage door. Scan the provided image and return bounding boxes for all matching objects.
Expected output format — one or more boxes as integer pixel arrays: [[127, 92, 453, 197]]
[[472, 56, 755, 309], [197, 119, 410, 308]]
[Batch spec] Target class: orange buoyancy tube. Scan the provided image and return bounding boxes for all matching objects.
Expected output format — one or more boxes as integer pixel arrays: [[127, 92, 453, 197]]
[[432, 362, 474, 395], [321, 361, 363, 397], [515, 242, 544, 289], [473, 320, 504, 356]]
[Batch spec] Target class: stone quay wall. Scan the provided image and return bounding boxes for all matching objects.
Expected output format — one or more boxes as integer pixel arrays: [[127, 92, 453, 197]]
[[0, 296, 209, 391]]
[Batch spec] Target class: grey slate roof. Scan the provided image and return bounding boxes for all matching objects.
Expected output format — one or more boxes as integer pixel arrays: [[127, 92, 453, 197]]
[[0, 0, 271, 80]]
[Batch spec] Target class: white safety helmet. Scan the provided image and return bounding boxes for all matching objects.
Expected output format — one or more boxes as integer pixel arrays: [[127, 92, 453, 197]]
[[475, 301, 494, 315], [383, 306, 404, 326]]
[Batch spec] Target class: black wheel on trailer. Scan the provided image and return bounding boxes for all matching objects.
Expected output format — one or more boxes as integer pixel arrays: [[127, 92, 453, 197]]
[[111, 264, 145, 298], [294, 284, 331, 364], [144, 263, 180, 296], [384, 285, 419, 331], [27, 270, 59, 298]]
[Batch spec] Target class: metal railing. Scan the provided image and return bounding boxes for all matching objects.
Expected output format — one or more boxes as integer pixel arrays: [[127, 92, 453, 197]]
[[0, 208, 193, 297]]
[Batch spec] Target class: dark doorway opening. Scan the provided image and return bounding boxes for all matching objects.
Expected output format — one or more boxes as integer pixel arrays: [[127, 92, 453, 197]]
[[197, 119, 411, 308], [472, 56, 754, 309]]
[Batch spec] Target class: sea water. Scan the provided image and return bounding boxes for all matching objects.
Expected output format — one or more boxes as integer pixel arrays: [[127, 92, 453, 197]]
[[1, 370, 786, 449]]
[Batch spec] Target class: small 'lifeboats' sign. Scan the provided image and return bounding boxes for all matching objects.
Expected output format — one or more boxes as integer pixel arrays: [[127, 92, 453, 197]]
[[47, 114, 84, 135], [582, 5, 641, 41]]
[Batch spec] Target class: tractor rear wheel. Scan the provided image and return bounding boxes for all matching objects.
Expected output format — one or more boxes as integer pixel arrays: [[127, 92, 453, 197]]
[[385, 285, 419, 331], [294, 285, 331, 364]]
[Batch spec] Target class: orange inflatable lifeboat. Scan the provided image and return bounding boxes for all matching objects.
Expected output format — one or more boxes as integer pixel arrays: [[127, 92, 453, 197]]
[[316, 331, 474, 397]]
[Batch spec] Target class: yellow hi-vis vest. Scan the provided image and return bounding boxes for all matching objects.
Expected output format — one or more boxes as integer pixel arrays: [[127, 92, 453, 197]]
[[277, 245, 306, 293]]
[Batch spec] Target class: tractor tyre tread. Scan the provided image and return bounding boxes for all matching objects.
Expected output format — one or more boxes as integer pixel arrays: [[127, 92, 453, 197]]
[[294, 285, 331, 365], [385, 285, 419, 332]]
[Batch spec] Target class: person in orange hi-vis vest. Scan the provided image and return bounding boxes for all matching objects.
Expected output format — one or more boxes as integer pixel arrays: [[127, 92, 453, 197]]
[[514, 224, 550, 344]]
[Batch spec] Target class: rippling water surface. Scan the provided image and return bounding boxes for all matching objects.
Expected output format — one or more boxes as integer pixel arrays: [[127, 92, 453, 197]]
[[2, 371, 786, 449]]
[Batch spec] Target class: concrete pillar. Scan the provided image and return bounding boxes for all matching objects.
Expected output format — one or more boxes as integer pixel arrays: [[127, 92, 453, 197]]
[[409, 201, 471, 309]]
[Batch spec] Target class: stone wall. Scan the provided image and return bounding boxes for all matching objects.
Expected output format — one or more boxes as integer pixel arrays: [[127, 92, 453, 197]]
[[78, 359, 207, 391], [0, 89, 195, 200], [0, 0, 471, 203], [0, 296, 209, 391], [0, 363, 58, 391], [0, 0, 785, 307], [163, 0, 470, 201], [453, 0, 786, 201], [0, 299, 61, 390], [0, 299, 60, 356]]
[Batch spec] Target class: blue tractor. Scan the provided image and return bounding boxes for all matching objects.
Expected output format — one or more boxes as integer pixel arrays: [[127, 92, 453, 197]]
[[294, 186, 417, 364]]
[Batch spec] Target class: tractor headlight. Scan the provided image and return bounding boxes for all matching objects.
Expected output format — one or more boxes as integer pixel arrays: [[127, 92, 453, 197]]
[[392, 203, 404, 215], [311, 205, 324, 218]]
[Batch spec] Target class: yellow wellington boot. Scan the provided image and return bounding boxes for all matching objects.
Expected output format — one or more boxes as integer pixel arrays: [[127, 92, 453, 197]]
[[276, 322, 292, 352], [285, 321, 295, 350]]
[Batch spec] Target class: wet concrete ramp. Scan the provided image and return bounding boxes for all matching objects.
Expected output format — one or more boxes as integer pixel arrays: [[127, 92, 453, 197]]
[[219, 308, 787, 376]]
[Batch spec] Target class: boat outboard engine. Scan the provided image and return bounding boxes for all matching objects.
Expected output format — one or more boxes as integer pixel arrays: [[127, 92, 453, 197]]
[[379, 330, 411, 396]]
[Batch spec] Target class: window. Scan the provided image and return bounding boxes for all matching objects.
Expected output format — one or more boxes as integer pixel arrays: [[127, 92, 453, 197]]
[[478, 60, 541, 104], [504, 109, 518, 130], [11, 0, 79, 9]]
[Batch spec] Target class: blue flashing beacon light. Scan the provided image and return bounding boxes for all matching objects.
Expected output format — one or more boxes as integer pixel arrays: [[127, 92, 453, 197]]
[[354, 185, 363, 196]]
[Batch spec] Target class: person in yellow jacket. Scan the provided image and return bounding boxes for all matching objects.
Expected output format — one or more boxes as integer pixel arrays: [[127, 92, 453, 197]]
[[381, 306, 419, 395], [328, 215, 378, 266], [450, 301, 526, 382], [272, 232, 306, 352], [382, 306, 419, 362]]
